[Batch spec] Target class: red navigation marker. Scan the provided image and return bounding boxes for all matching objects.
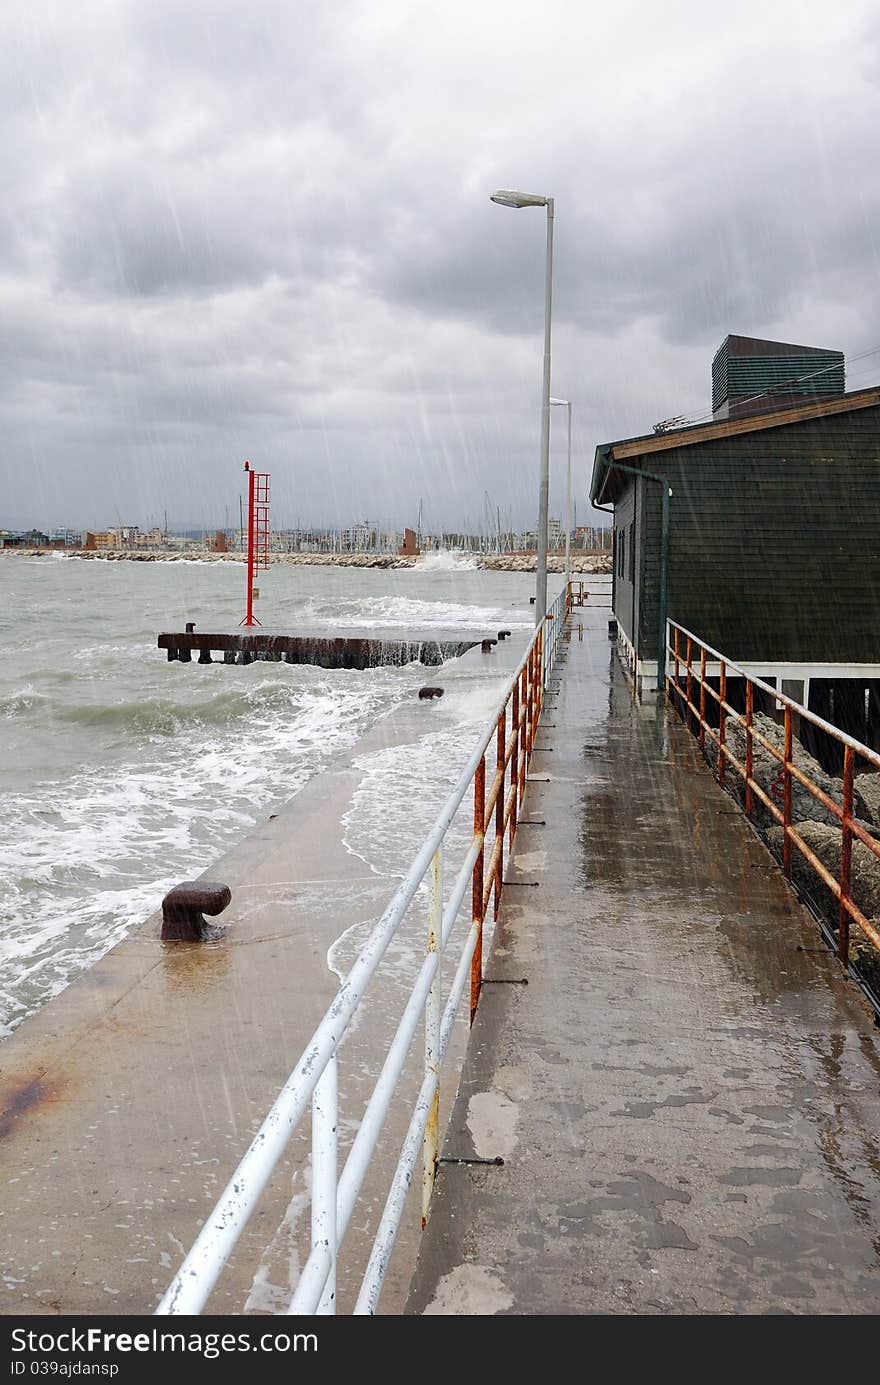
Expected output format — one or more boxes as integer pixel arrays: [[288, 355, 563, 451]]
[[239, 460, 270, 627]]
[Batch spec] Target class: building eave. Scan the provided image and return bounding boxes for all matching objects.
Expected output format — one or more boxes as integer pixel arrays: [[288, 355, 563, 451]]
[[590, 384, 880, 506]]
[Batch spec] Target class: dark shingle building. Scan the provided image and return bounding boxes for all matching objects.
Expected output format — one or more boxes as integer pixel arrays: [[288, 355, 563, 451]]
[[591, 359, 880, 752]]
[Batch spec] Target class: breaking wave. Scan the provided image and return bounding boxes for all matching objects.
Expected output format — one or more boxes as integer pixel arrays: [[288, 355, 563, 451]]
[[412, 549, 479, 572]]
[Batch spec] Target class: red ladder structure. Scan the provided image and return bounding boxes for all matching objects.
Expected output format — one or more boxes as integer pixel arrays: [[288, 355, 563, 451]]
[[240, 460, 271, 627]]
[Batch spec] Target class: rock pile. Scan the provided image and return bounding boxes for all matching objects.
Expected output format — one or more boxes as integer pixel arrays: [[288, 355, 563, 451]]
[[766, 819, 880, 992], [703, 710, 843, 827], [698, 704, 880, 990], [7, 548, 613, 573]]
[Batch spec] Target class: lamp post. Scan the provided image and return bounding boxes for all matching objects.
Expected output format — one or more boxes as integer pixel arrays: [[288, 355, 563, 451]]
[[550, 396, 572, 590], [490, 189, 554, 628]]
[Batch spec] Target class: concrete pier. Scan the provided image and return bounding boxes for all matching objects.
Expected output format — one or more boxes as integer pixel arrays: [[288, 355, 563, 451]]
[[158, 627, 492, 668], [406, 614, 880, 1314]]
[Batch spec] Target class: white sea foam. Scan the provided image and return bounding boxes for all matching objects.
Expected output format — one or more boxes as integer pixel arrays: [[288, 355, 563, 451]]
[[301, 595, 529, 631], [413, 549, 479, 572]]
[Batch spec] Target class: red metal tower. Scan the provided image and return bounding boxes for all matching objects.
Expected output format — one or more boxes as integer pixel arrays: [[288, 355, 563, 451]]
[[240, 460, 270, 627]]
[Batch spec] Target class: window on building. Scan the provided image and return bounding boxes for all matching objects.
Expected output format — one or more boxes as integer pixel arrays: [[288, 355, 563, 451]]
[[628, 522, 635, 584]]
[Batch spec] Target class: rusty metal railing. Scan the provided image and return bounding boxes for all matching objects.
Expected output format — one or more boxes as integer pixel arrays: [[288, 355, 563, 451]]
[[156, 584, 570, 1317], [665, 620, 880, 973]]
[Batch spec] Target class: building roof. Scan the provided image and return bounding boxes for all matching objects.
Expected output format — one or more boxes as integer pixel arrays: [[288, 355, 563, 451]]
[[591, 383, 880, 505], [713, 333, 843, 361]]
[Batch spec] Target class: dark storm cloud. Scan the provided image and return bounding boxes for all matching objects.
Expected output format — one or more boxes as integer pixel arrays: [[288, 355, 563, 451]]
[[2, 0, 880, 530]]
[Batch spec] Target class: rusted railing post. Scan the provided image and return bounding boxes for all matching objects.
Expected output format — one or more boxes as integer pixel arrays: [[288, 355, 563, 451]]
[[686, 636, 693, 734], [839, 745, 854, 966], [509, 680, 520, 848], [422, 846, 442, 1228], [719, 661, 727, 789], [783, 707, 793, 878], [699, 646, 707, 754], [525, 655, 534, 768], [494, 704, 506, 920], [470, 755, 486, 1024], [518, 667, 528, 805], [745, 679, 754, 817], [673, 624, 681, 713]]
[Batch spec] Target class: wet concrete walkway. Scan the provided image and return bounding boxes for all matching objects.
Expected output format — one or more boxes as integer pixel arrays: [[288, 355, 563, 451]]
[[406, 617, 880, 1314]]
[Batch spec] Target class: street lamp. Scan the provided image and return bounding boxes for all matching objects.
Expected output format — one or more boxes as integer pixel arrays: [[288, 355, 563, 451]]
[[490, 188, 554, 628], [550, 397, 572, 591]]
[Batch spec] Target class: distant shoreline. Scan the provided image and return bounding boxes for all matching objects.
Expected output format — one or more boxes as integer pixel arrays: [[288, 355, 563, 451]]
[[2, 548, 612, 574]]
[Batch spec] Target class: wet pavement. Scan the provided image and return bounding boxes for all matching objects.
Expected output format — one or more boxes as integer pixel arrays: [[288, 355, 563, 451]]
[[406, 613, 880, 1315]]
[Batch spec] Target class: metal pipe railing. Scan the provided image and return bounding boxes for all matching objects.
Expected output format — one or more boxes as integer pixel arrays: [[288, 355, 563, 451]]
[[666, 619, 880, 966], [156, 585, 569, 1317]]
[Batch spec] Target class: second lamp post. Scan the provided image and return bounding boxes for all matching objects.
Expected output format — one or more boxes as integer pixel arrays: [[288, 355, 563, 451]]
[[490, 188, 554, 627]]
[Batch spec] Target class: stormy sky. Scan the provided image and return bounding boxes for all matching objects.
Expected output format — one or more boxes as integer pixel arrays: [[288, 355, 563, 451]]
[[3, 0, 880, 532]]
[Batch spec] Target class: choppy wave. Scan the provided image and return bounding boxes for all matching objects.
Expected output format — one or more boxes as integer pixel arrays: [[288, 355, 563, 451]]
[[57, 680, 309, 734], [0, 686, 51, 718]]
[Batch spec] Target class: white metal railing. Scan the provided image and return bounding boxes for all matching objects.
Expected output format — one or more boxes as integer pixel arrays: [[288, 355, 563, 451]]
[[156, 585, 570, 1316]]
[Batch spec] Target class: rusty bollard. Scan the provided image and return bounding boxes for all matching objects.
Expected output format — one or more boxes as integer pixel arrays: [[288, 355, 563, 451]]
[[161, 881, 231, 942], [185, 622, 196, 634], [481, 638, 497, 654], [418, 686, 445, 700], [497, 629, 511, 640]]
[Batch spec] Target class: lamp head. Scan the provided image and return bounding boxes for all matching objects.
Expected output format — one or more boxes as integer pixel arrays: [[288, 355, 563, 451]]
[[490, 189, 548, 209]]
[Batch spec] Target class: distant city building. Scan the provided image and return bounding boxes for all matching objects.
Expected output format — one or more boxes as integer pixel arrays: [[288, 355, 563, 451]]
[[133, 527, 166, 548], [2, 529, 50, 548], [340, 520, 381, 552]]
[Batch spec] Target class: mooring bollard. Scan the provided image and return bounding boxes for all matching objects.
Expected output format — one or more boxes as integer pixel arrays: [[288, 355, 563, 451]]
[[185, 622, 196, 634], [481, 639, 497, 654], [418, 686, 445, 700], [161, 881, 232, 942], [497, 629, 512, 640], [608, 618, 618, 638]]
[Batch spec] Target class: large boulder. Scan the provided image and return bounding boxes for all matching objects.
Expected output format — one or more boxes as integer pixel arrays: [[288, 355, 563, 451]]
[[854, 772, 880, 827]]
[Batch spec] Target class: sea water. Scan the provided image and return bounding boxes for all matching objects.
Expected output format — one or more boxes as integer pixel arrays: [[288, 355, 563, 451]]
[[0, 554, 543, 1036]]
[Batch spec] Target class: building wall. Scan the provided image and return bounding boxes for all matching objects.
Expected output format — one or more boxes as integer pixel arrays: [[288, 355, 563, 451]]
[[633, 408, 880, 662], [611, 478, 637, 646]]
